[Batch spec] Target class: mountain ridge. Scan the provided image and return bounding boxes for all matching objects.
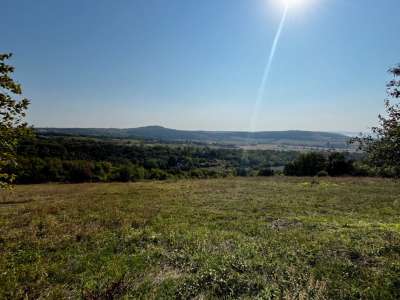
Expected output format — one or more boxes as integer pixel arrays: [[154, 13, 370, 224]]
[[37, 126, 350, 148]]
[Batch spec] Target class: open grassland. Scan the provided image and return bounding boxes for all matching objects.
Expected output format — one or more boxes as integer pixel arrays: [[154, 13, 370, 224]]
[[0, 178, 399, 299]]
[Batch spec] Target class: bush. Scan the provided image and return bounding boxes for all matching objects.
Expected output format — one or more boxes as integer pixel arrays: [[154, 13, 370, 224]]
[[63, 161, 94, 183], [190, 168, 205, 179], [15, 157, 47, 183], [93, 162, 112, 182], [377, 166, 400, 178], [349, 161, 377, 177], [44, 158, 64, 182], [284, 153, 326, 176], [144, 159, 159, 169], [112, 164, 146, 182], [148, 168, 169, 180], [114, 165, 132, 182], [316, 170, 329, 177], [327, 152, 354, 176], [258, 168, 274, 177], [236, 167, 251, 177]]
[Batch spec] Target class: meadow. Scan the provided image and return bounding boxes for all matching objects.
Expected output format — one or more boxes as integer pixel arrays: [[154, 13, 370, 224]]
[[0, 177, 399, 299]]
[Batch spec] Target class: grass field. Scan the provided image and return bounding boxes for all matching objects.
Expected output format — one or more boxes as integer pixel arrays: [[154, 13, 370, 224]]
[[0, 178, 399, 299]]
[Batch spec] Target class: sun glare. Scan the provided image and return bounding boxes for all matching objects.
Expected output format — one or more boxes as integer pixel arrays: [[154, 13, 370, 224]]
[[283, 0, 306, 8], [271, 0, 312, 11], [269, 0, 314, 16]]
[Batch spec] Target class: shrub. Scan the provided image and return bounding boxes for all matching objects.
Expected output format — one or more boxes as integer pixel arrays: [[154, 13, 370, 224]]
[[93, 162, 112, 182], [112, 164, 146, 182], [15, 157, 47, 183], [144, 159, 159, 169], [114, 165, 132, 182], [284, 153, 326, 176], [327, 152, 354, 176], [63, 161, 94, 182], [148, 168, 169, 180], [236, 167, 251, 177], [258, 168, 274, 177], [190, 169, 205, 179], [316, 170, 329, 177]]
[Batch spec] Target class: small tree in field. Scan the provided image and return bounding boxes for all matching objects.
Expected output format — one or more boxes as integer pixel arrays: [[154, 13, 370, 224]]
[[352, 65, 400, 177], [0, 53, 30, 188]]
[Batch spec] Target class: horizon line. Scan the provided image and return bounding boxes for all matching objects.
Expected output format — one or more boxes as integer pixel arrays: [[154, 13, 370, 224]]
[[34, 125, 369, 135]]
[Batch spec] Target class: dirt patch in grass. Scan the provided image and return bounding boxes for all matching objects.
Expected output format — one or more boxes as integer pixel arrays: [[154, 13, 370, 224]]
[[270, 218, 303, 230], [153, 266, 184, 285]]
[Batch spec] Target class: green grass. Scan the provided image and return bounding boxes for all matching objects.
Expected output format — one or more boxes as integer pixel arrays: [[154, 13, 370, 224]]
[[0, 177, 399, 299]]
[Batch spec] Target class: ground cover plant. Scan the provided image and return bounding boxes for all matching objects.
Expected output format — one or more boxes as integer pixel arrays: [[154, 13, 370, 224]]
[[0, 177, 399, 299]]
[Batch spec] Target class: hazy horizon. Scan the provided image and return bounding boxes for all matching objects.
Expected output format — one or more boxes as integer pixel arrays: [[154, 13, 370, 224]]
[[3, 0, 399, 132], [36, 125, 369, 137]]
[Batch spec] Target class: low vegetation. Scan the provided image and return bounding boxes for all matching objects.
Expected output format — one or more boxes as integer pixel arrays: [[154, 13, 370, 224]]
[[1, 177, 399, 299]]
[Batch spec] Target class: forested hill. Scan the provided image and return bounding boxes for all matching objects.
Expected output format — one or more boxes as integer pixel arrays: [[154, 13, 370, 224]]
[[37, 126, 350, 148]]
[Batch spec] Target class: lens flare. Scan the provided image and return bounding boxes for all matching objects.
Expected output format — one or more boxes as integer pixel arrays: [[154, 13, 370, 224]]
[[250, 4, 289, 131]]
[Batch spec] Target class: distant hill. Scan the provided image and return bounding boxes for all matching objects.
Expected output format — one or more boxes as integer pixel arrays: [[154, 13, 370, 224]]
[[37, 126, 351, 149]]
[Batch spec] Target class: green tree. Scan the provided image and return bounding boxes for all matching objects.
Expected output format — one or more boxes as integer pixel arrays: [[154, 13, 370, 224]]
[[326, 152, 353, 176], [258, 167, 274, 177], [284, 152, 326, 176], [352, 65, 400, 177], [0, 53, 30, 188]]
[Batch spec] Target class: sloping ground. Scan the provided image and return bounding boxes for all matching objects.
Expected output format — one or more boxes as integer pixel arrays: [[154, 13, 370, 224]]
[[0, 178, 399, 299]]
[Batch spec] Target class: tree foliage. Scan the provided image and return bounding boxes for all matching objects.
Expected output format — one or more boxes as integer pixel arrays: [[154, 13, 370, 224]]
[[9, 136, 300, 183], [326, 152, 354, 176], [352, 65, 400, 177], [0, 53, 30, 187], [284, 152, 356, 177], [284, 152, 327, 176]]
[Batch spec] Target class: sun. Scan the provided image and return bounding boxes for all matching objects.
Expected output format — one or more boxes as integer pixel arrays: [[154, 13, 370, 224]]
[[283, 0, 306, 8], [277, 0, 314, 13], [268, 0, 313, 14]]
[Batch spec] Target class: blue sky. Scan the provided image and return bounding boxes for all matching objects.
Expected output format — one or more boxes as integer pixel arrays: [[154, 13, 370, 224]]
[[2, 0, 399, 131]]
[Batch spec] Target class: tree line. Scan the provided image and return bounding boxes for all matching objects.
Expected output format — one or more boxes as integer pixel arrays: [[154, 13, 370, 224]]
[[7, 136, 300, 183], [283, 152, 372, 177], [11, 135, 393, 183]]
